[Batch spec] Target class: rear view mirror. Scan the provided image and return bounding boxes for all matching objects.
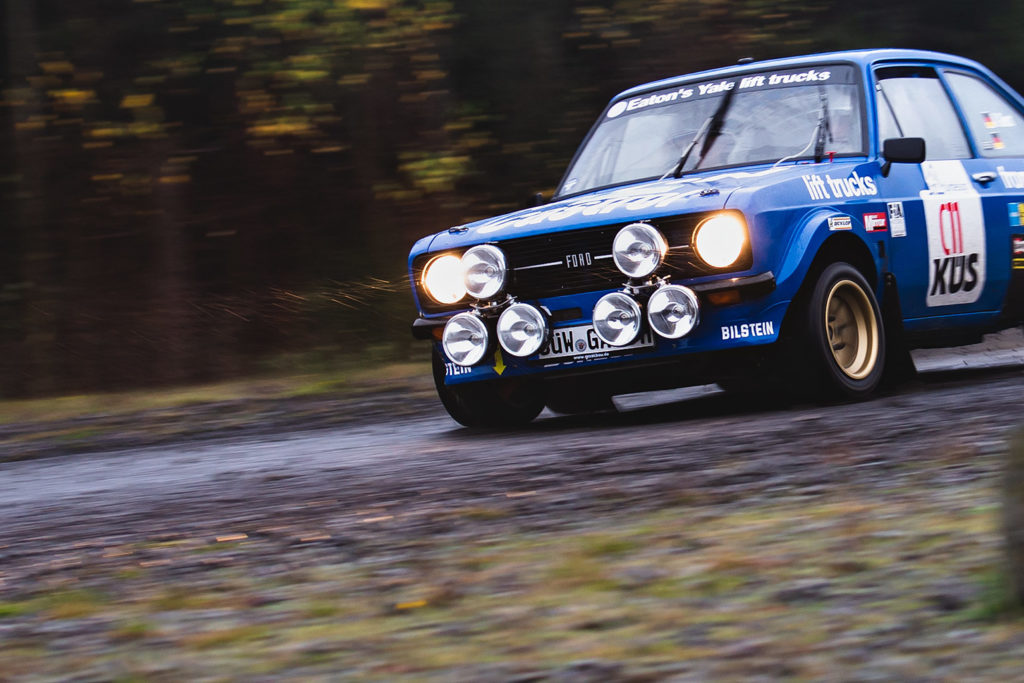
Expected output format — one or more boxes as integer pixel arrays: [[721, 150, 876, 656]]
[[881, 137, 926, 176]]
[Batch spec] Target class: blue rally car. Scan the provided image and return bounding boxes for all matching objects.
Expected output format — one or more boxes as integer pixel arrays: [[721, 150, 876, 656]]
[[408, 49, 1024, 427]]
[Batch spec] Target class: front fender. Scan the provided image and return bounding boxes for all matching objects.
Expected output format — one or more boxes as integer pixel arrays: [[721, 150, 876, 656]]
[[773, 208, 881, 302]]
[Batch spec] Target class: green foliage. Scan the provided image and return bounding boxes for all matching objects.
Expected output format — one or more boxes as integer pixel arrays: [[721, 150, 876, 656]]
[[970, 568, 1024, 621]]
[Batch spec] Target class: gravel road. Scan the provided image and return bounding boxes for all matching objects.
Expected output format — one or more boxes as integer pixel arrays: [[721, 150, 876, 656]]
[[2, 329, 1024, 548], [3, 330, 1022, 531], [1, 330, 1022, 680]]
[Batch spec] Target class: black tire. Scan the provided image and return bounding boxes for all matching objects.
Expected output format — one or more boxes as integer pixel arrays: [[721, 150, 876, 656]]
[[794, 262, 886, 399], [431, 350, 544, 428]]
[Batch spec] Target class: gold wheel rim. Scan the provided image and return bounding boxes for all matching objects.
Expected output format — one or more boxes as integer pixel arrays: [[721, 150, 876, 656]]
[[824, 279, 878, 381]]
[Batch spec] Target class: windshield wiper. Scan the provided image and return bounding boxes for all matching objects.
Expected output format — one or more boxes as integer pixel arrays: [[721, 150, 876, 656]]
[[772, 85, 833, 168], [812, 86, 832, 163], [666, 84, 737, 179]]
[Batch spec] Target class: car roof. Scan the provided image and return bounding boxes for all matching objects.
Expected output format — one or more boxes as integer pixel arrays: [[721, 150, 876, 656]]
[[615, 49, 987, 100]]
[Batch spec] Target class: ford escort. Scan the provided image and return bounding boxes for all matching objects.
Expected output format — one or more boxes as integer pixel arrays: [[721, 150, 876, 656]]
[[408, 49, 1024, 427]]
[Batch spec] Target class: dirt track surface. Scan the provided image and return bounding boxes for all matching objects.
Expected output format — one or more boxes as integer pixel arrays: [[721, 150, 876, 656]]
[[1, 331, 1023, 680]]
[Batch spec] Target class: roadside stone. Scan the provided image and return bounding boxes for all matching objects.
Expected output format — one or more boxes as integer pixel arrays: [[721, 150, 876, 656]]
[[927, 581, 977, 612], [720, 637, 771, 658], [774, 579, 832, 603], [614, 565, 666, 588], [551, 660, 624, 682]]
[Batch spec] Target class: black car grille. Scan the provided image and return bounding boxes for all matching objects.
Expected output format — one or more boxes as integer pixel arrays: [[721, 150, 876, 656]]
[[504, 225, 622, 299], [413, 212, 750, 314]]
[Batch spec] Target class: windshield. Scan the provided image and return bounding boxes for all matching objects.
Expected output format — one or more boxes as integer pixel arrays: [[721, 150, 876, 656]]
[[558, 65, 865, 197]]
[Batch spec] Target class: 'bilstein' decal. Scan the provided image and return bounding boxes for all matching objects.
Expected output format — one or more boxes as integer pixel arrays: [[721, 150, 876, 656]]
[[721, 321, 775, 341]]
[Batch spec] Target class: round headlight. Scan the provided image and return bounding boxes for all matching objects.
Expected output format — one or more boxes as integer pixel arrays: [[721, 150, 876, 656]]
[[497, 303, 548, 357], [647, 285, 700, 339], [462, 245, 507, 300], [592, 292, 642, 347], [422, 254, 467, 304], [442, 313, 490, 367], [612, 223, 668, 279], [694, 213, 747, 269]]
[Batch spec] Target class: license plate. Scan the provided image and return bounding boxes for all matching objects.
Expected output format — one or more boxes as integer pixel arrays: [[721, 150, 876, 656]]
[[536, 324, 655, 362]]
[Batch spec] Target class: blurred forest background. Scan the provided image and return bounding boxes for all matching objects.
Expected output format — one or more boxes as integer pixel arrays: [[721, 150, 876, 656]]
[[3, 0, 1024, 397]]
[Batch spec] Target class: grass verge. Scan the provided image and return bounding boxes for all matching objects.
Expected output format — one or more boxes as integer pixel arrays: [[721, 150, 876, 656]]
[[1, 492, 1021, 679]]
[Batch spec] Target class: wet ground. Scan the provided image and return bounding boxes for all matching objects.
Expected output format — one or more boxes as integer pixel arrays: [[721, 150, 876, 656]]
[[0, 330, 1022, 679], [3, 329, 1022, 523]]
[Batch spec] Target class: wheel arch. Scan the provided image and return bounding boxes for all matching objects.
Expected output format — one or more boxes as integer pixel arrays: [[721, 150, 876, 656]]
[[777, 213, 882, 337], [807, 231, 879, 291]]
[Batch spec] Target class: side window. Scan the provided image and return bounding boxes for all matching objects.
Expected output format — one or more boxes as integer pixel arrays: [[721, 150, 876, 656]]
[[945, 71, 1024, 156], [875, 66, 970, 160]]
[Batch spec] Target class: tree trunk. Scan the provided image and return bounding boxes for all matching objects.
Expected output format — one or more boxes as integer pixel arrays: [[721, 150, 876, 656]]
[[5, 0, 57, 396], [1005, 427, 1024, 607]]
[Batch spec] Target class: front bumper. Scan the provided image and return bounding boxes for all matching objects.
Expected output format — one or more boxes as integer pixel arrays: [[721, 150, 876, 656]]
[[415, 271, 782, 385], [411, 271, 776, 340]]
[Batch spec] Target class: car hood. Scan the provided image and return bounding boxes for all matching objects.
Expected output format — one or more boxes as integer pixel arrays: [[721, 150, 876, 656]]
[[423, 164, 813, 252]]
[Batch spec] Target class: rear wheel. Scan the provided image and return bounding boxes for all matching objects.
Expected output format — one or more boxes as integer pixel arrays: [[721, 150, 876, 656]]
[[431, 350, 544, 428], [795, 262, 886, 399]]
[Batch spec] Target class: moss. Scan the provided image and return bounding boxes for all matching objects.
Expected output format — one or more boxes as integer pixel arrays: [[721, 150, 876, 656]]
[[0, 601, 32, 619], [578, 534, 640, 558], [970, 568, 1024, 621], [180, 624, 269, 650], [38, 589, 109, 619]]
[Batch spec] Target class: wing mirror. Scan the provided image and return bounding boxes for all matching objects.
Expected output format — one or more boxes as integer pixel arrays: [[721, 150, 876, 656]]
[[880, 137, 926, 177]]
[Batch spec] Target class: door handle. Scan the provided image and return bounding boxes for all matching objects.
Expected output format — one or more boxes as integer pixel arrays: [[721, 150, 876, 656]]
[[972, 171, 997, 185]]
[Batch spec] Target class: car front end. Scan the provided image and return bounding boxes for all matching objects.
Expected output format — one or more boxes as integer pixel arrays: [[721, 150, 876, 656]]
[[409, 54, 893, 425]]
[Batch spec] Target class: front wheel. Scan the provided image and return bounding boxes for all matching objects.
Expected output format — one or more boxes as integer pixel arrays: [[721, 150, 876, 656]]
[[431, 350, 545, 428], [797, 262, 886, 399]]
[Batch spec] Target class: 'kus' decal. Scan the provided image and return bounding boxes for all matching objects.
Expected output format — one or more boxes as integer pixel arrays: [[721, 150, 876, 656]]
[[921, 161, 986, 307]]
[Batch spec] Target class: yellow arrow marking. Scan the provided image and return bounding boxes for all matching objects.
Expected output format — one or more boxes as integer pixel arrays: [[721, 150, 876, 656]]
[[493, 348, 506, 376]]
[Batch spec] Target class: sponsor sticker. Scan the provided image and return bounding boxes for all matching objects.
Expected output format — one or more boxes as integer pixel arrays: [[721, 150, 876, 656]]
[[983, 111, 1015, 129], [721, 321, 775, 341], [863, 212, 887, 231], [922, 160, 972, 193], [478, 189, 699, 234], [1009, 203, 1024, 228], [887, 201, 907, 237], [921, 161, 986, 307], [998, 165, 1024, 189], [802, 171, 878, 200], [606, 101, 628, 118], [1013, 235, 1024, 270], [445, 362, 473, 377], [828, 216, 853, 231], [604, 67, 849, 119]]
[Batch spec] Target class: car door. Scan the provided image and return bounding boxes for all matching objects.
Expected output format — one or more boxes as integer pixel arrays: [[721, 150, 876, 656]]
[[941, 68, 1024, 314], [874, 64, 1007, 323]]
